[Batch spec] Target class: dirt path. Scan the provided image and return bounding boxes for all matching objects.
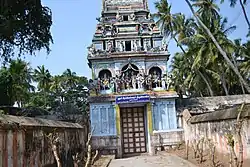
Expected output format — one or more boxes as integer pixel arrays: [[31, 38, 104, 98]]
[[108, 154, 196, 167]]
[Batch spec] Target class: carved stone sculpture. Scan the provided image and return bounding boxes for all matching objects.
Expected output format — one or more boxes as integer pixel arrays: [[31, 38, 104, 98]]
[[130, 13, 136, 21], [144, 40, 151, 51], [146, 74, 152, 90], [131, 74, 137, 89], [118, 41, 124, 52], [97, 78, 101, 93], [115, 75, 121, 93], [161, 77, 166, 90], [133, 40, 140, 52], [110, 78, 115, 92], [111, 24, 117, 36], [137, 73, 144, 89], [116, 11, 123, 22], [107, 40, 113, 53], [152, 70, 159, 87], [88, 44, 95, 57], [162, 41, 168, 51], [147, 13, 152, 20]]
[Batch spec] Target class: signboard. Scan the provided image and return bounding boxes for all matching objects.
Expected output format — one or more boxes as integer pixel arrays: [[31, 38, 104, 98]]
[[115, 94, 150, 104]]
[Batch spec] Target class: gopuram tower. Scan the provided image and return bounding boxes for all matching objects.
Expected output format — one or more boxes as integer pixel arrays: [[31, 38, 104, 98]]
[[87, 0, 181, 158]]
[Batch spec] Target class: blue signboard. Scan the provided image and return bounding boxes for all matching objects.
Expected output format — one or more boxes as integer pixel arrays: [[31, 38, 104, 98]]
[[115, 94, 150, 104]]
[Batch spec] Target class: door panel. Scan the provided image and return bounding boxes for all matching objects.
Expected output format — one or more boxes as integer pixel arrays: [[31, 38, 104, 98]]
[[121, 107, 146, 154]]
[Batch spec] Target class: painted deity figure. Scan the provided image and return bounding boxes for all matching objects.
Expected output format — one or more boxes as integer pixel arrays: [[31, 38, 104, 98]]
[[96, 78, 101, 93], [161, 77, 166, 89], [87, 44, 95, 57], [115, 75, 121, 93], [162, 41, 168, 51], [129, 13, 136, 21], [111, 24, 117, 36], [124, 72, 131, 89], [145, 40, 151, 51], [146, 74, 152, 90], [118, 41, 124, 52], [102, 73, 109, 90], [137, 73, 144, 89], [110, 78, 115, 92], [133, 40, 140, 52], [152, 70, 159, 88], [116, 11, 123, 22], [157, 73, 162, 87], [166, 75, 171, 90], [131, 73, 137, 89], [107, 40, 113, 53], [121, 78, 125, 91]]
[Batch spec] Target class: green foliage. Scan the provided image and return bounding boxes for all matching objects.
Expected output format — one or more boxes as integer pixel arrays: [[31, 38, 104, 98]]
[[0, 68, 12, 106], [0, 59, 89, 118], [0, 59, 34, 106], [0, 0, 53, 62], [155, 0, 250, 97]]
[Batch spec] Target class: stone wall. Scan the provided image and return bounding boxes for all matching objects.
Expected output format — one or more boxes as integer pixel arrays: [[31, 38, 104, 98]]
[[151, 130, 184, 151], [0, 115, 87, 167], [178, 94, 250, 113], [92, 136, 121, 157], [182, 106, 250, 160]]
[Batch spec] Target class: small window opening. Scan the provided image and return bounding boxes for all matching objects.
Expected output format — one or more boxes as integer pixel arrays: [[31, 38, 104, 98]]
[[125, 41, 131, 51], [123, 15, 129, 21]]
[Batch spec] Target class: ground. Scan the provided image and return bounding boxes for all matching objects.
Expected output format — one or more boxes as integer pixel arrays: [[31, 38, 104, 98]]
[[167, 144, 250, 167], [108, 154, 196, 167]]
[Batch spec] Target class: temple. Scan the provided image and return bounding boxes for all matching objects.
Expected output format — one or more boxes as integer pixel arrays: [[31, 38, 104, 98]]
[[87, 0, 183, 158]]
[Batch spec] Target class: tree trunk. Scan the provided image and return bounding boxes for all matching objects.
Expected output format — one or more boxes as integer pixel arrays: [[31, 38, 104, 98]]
[[197, 70, 214, 96], [240, 82, 246, 94], [239, 0, 250, 31], [52, 144, 62, 167], [173, 36, 186, 53], [85, 145, 92, 167], [237, 125, 244, 167], [220, 72, 229, 96], [184, 0, 250, 93], [186, 140, 189, 160], [231, 55, 246, 94]]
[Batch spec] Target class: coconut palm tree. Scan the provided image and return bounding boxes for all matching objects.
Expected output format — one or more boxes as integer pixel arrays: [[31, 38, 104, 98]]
[[192, 0, 221, 29], [33, 65, 52, 92], [8, 59, 34, 107], [242, 43, 250, 76], [154, 0, 186, 53], [62, 69, 78, 91], [50, 75, 62, 94], [170, 52, 188, 97], [174, 14, 197, 43], [184, 0, 250, 93]]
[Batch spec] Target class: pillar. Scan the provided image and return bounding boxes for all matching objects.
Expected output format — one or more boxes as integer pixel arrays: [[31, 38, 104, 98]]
[[115, 104, 121, 135], [147, 103, 154, 155], [91, 66, 95, 80], [115, 104, 122, 158]]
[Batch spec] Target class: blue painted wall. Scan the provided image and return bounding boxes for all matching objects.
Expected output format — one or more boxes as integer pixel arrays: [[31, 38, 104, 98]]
[[90, 103, 116, 136], [152, 100, 177, 131]]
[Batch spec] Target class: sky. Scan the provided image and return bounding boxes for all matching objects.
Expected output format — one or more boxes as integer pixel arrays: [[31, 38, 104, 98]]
[[22, 0, 250, 79]]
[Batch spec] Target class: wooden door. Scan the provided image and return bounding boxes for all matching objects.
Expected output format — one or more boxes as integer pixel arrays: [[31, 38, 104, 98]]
[[121, 107, 146, 154]]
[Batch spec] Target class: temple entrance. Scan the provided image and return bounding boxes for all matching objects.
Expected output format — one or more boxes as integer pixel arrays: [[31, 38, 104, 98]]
[[121, 107, 147, 155]]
